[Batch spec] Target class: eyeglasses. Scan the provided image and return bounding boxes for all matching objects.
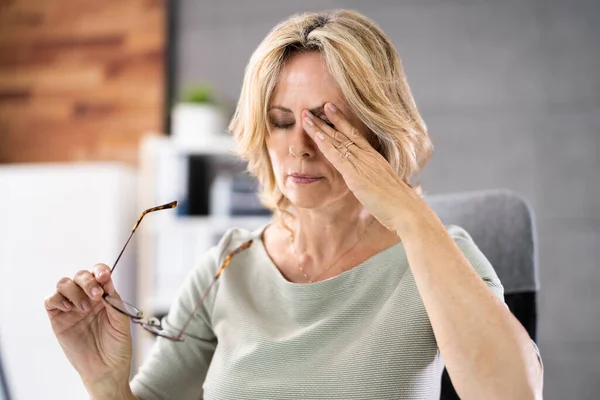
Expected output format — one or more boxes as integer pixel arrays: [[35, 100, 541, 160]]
[[103, 200, 254, 342]]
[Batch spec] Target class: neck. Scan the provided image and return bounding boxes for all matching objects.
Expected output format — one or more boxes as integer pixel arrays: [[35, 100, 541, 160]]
[[285, 198, 374, 263]]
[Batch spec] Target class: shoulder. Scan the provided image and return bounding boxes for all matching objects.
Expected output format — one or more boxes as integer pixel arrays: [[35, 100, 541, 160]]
[[445, 224, 475, 242], [212, 224, 266, 263], [444, 224, 486, 263], [445, 225, 484, 256], [190, 224, 267, 280]]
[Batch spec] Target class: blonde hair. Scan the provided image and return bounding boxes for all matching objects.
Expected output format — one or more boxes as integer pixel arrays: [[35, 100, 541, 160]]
[[229, 9, 433, 217]]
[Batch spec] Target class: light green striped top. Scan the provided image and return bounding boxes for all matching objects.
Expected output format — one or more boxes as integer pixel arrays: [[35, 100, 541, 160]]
[[130, 225, 506, 399]]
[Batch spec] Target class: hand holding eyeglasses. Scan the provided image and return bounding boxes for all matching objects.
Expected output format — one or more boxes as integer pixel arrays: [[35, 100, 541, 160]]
[[44, 200, 254, 397], [43, 201, 179, 398], [44, 261, 134, 397]]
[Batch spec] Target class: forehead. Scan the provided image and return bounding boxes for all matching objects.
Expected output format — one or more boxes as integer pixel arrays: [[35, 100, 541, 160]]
[[270, 52, 343, 106]]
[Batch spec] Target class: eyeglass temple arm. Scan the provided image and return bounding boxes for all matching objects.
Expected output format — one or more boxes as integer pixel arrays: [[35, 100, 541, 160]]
[[110, 201, 178, 274], [111, 229, 136, 273], [172, 265, 226, 340]]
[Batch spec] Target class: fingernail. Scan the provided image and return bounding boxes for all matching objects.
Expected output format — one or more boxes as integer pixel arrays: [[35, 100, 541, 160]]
[[91, 287, 101, 297], [327, 103, 337, 112], [81, 301, 90, 312], [304, 116, 314, 126], [317, 132, 325, 141], [63, 301, 72, 309]]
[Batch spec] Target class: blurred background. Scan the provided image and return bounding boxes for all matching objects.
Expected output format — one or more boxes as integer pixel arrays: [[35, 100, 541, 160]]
[[0, 0, 598, 399]]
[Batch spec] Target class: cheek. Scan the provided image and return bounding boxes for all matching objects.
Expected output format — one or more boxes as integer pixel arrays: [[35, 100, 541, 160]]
[[266, 143, 284, 168], [330, 169, 346, 186], [266, 146, 287, 188]]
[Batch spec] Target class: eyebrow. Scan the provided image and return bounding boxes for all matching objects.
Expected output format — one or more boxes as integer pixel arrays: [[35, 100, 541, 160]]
[[268, 104, 326, 115]]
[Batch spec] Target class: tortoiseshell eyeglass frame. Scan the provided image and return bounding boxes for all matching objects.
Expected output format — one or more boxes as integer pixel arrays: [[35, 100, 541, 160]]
[[103, 200, 254, 342]]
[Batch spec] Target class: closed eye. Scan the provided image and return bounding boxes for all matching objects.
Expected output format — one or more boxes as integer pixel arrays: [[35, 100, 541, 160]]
[[269, 116, 334, 130], [270, 121, 294, 130]]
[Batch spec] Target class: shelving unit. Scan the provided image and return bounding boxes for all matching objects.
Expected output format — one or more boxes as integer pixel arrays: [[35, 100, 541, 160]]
[[134, 133, 271, 365], [171, 134, 238, 156], [145, 214, 272, 234]]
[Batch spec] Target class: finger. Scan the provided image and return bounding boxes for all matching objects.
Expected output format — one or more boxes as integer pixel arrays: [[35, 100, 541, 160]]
[[323, 102, 372, 150], [44, 291, 75, 312], [304, 110, 347, 148], [92, 263, 118, 296], [101, 277, 118, 298], [56, 277, 91, 313], [92, 263, 111, 284], [73, 269, 105, 302], [302, 114, 349, 163]]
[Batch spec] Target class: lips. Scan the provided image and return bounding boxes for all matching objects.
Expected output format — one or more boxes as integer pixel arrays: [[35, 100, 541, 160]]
[[290, 173, 320, 179], [288, 173, 322, 184]]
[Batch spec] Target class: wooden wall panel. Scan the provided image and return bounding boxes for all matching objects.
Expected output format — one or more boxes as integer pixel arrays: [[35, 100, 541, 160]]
[[0, 0, 166, 164]]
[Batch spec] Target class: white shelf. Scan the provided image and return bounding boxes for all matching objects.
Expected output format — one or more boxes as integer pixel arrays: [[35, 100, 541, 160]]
[[172, 135, 238, 156], [146, 214, 272, 233], [173, 214, 271, 227], [142, 131, 239, 156]]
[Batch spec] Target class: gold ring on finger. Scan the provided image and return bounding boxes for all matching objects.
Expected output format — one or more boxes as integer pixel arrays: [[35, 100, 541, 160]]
[[337, 141, 354, 151]]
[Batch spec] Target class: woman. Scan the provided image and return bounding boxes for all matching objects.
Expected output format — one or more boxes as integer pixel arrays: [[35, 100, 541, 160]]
[[45, 9, 543, 399]]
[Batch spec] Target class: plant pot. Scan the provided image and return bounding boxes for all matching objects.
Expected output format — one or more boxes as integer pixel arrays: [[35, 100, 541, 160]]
[[171, 103, 227, 148]]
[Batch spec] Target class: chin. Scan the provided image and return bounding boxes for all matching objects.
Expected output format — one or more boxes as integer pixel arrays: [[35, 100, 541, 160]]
[[284, 187, 348, 210], [288, 196, 329, 209]]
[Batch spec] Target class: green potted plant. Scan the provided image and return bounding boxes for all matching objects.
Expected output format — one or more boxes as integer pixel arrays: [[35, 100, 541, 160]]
[[182, 84, 217, 104], [172, 83, 228, 147]]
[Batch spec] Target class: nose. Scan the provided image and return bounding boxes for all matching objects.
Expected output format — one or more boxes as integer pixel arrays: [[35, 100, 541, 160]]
[[289, 126, 316, 159]]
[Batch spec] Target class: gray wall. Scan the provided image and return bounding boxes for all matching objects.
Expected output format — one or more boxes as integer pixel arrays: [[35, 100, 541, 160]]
[[174, 1, 600, 398]]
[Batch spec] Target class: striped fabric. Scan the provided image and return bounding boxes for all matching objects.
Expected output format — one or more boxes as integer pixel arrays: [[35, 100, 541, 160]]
[[131, 224, 505, 400]]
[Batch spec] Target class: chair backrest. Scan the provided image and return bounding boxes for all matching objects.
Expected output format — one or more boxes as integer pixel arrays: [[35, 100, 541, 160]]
[[0, 340, 10, 400], [423, 189, 540, 400]]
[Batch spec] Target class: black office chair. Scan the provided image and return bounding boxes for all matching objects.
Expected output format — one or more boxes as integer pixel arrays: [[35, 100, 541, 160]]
[[424, 189, 539, 399], [0, 337, 11, 400]]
